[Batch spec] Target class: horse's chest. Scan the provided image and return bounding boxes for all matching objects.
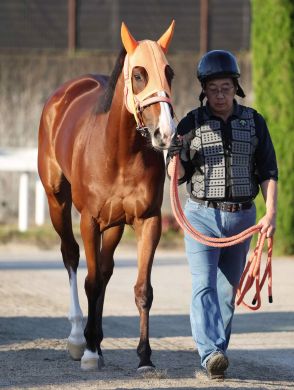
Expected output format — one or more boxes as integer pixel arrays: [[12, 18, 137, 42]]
[[97, 174, 163, 228]]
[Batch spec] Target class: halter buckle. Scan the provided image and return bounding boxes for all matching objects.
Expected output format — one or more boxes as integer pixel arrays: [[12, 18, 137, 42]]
[[136, 125, 149, 137]]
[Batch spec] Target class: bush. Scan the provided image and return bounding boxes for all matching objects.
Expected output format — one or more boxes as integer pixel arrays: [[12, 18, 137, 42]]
[[252, 0, 294, 254]]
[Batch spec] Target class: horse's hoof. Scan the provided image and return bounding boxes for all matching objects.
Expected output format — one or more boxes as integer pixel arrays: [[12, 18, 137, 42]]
[[137, 365, 156, 374], [81, 350, 104, 371], [67, 341, 86, 361]]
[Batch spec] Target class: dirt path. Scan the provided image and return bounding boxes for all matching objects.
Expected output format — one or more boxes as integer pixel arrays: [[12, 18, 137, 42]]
[[0, 245, 294, 389]]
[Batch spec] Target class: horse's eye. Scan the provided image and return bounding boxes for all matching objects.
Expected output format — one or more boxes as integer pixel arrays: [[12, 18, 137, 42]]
[[134, 74, 142, 81]]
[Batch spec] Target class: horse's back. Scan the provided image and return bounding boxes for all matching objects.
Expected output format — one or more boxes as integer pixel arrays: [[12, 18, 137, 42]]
[[38, 74, 108, 184]]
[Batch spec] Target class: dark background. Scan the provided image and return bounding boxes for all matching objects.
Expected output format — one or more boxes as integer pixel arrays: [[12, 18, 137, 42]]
[[0, 0, 250, 52]]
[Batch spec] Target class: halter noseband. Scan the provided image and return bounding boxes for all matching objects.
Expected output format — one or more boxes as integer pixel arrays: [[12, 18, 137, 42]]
[[133, 94, 173, 136]]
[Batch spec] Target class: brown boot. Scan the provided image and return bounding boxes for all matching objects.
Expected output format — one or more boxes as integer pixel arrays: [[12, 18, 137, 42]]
[[206, 352, 229, 380]]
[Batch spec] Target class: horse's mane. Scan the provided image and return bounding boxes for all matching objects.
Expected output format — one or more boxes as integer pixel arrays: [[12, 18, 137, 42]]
[[101, 47, 127, 113]]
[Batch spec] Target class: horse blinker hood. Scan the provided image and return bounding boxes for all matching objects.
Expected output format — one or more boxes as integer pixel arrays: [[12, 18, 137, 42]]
[[121, 21, 175, 116]]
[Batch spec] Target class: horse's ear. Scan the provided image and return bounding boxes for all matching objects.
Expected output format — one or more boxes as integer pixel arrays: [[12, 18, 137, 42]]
[[121, 22, 138, 55], [157, 20, 175, 53]]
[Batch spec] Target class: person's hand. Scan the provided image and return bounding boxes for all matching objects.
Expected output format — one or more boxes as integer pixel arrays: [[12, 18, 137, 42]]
[[168, 135, 183, 157], [257, 212, 276, 238]]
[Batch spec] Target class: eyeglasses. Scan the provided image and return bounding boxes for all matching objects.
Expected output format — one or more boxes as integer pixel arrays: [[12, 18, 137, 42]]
[[206, 86, 235, 96]]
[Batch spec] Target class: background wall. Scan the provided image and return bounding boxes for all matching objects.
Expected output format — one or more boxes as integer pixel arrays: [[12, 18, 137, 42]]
[[0, 0, 252, 224], [0, 51, 252, 148], [0, 51, 252, 222]]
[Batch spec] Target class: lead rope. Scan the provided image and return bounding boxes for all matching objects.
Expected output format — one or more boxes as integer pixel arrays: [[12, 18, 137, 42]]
[[170, 155, 273, 310]]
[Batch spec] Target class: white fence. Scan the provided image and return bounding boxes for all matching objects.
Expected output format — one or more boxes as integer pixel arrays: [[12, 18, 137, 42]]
[[0, 148, 45, 231]]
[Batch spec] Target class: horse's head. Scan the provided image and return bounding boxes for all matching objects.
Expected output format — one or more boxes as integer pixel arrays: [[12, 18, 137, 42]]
[[121, 21, 176, 150]]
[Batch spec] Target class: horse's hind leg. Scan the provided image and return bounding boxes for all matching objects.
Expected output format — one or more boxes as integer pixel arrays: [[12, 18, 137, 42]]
[[44, 172, 85, 360]]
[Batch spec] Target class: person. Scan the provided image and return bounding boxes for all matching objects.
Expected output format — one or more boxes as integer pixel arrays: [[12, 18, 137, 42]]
[[167, 50, 278, 380]]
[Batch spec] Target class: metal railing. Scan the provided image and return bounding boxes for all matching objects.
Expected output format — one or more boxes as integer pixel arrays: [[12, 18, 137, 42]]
[[0, 148, 45, 232]]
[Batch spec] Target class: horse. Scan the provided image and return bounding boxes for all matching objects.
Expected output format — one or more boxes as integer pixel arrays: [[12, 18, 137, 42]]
[[37, 21, 175, 371]]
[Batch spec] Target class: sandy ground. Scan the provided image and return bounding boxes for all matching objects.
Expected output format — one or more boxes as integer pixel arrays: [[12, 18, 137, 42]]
[[0, 244, 294, 390]]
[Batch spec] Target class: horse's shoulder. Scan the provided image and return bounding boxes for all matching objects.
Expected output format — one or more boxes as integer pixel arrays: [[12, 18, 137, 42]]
[[41, 74, 109, 123]]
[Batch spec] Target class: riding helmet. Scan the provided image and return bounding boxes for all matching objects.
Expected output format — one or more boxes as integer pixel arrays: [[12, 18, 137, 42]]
[[197, 50, 245, 99]]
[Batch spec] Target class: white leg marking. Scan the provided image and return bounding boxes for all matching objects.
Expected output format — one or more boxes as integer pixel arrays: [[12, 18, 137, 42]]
[[81, 349, 104, 371], [67, 267, 85, 359]]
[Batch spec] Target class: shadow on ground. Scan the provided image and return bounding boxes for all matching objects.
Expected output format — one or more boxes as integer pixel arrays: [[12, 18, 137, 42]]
[[0, 255, 186, 270], [1, 313, 294, 388], [1, 312, 294, 344], [0, 346, 293, 388]]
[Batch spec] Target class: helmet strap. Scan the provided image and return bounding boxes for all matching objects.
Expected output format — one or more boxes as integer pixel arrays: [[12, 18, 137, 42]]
[[199, 90, 206, 107], [236, 81, 246, 98]]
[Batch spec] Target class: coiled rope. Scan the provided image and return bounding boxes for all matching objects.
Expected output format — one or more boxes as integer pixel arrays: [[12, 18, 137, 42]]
[[170, 155, 273, 311]]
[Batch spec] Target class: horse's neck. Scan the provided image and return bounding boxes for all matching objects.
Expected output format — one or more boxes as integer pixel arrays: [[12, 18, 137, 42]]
[[105, 74, 137, 155]]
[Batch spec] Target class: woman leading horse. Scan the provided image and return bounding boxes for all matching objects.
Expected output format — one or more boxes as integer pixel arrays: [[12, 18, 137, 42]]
[[38, 21, 175, 371]]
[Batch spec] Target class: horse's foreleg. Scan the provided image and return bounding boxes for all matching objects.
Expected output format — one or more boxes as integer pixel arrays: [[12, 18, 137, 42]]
[[67, 266, 86, 360], [80, 210, 104, 370], [133, 215, 161, 371], [96, 225, 125, 344]]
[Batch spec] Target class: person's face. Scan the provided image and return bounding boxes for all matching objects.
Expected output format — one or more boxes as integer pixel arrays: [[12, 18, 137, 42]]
[[204, 78, 236, 116]]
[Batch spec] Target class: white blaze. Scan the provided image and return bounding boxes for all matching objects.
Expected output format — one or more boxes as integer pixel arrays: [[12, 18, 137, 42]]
[[158, 91, 175, 142]]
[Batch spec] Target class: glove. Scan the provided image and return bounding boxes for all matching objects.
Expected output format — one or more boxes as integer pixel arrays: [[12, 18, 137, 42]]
[[168, 135, 183, 157]]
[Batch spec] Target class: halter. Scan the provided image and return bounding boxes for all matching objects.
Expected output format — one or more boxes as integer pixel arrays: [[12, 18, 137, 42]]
[[123, 40, 173, 136], [134, 94, 173, 137]]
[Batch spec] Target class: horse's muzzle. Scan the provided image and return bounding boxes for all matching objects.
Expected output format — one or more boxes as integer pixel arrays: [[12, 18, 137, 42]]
[[152, 128, 171, 150]]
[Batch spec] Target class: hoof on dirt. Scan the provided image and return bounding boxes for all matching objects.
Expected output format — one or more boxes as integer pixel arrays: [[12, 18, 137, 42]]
[[81, 350, 104, 371], [137, 365, 156, 374], [67, 341, 86, 361]]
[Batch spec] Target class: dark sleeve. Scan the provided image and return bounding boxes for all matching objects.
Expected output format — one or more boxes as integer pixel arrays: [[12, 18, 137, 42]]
[[254, 112, 278, 183], [166, 113, 195, 184]]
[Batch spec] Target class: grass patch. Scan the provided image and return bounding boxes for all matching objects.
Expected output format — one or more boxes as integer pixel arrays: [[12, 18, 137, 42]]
[[0, 224, 61, 249], [0, 223, 184, 250]]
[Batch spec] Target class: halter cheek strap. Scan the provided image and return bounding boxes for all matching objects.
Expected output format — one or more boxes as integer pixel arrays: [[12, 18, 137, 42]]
[[123, 55, 141, 125]]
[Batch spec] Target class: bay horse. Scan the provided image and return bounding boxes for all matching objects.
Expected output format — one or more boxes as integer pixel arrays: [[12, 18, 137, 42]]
[[38, 21, 175, 371]]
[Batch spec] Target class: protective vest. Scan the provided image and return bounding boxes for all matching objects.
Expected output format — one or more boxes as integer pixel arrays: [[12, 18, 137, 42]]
[[189, 107, 259, 200]]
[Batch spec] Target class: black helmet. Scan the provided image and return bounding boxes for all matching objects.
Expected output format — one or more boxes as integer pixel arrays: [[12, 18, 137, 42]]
[[197, 50, 245, 99]]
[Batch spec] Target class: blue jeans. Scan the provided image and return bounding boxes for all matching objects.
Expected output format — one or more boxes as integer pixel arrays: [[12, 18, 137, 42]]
[[184, 198, 256, 368]]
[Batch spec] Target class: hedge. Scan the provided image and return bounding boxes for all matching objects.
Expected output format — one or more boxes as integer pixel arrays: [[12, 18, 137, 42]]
[[252, 0, 294, 254]]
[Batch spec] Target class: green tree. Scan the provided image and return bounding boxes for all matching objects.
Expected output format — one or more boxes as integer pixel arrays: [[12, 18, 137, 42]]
[[252, 0, 294, 254]]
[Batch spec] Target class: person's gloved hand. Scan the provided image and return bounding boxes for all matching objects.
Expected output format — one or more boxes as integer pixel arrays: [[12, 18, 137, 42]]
[[168, 135, 183, 157]]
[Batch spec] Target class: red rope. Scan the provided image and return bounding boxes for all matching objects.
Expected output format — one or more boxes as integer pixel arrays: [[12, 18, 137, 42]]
[[170, 155, 273, 311]]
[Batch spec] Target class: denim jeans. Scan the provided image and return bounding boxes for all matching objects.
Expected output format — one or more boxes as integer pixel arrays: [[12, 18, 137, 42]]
[[184, 198, 256, 368]]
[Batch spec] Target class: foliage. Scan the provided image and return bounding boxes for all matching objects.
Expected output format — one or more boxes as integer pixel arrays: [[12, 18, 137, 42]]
[[251, 0, 294, 254]]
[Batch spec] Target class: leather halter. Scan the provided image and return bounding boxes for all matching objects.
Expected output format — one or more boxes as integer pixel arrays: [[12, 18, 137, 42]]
[[134, 93, 173, 137], [123, 41, 173, 135]]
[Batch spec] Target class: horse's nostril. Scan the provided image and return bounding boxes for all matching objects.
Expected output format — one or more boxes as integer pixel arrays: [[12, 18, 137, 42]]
[[154, 128, 161, 139]]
